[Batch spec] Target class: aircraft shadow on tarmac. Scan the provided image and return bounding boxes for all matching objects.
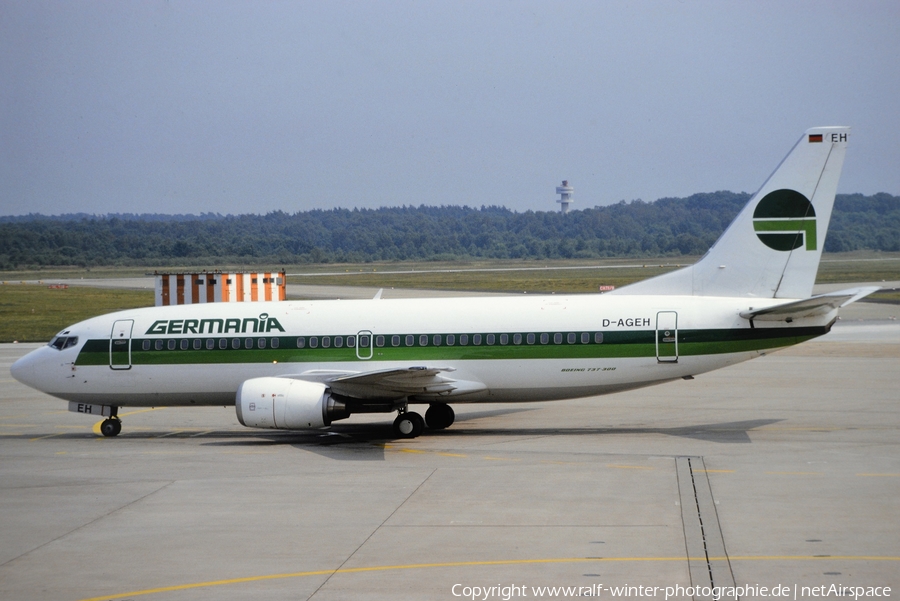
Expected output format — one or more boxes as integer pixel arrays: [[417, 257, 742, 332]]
[[22, 409, 783, 462], [199, 412, 784, 461]]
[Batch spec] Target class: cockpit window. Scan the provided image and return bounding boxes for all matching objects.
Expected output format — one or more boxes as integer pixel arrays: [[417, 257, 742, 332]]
[[48, 336, 78, 350]]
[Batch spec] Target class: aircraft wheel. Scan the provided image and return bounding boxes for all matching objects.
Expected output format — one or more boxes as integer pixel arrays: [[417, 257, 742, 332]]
[[100, 418, 122, 437], [425, 403, 455, 430], [393, 412, 425, 438]]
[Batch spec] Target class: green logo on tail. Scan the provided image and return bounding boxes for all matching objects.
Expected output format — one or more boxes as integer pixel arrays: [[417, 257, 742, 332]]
[[752, 189, 817, 251]]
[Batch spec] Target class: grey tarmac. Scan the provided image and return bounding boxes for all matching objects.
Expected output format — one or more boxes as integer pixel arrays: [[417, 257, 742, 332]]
[[0, 304, 898, 600]]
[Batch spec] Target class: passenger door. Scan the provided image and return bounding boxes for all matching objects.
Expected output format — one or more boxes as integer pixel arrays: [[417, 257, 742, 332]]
[[110, 320, 134, 370], [655, 311, 678, 363]]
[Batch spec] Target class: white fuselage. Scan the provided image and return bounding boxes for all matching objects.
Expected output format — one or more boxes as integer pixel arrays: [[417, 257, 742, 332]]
[[10, 292, 832, 408]]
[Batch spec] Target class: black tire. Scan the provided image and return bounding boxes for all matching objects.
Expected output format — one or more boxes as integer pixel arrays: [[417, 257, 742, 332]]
[[100, 418, 122, 437], [425, 403, 455, 430], [393, 412, 425, 438]]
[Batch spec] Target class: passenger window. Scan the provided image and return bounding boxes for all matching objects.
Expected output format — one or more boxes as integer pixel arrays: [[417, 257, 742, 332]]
[[419, 335, 428, 346], [271, 338, 280, 349], [392, 335, 400, 347], [257, 338, 266, 349], [460, 334, 468, 345], [473, 334, 482, 345], [193, 339, 202, 350], [155, 340, 164, 351], [180, 339, 189, 350], [433, 334, 442, 346], [375, 335, 385, 347], [219, 339, 227, 349], [567, 333, 576, 344], [581, 332, 590, 344], [232, 338, 241, 350], [486, 334, 495, 345], [168, 340, 177, 351], [594, 332, 603, 344], [540, 333, 549, 344], [553, 333, 562, 344], [499, 334, 508, 345], [334, 336, 344, 348], [347, 336, 355, 347], [526, 333, 535, 344], [406, 335, 415, 346], [322, 337, 331, 348], [206, 339, 214, 350], [142, 340, 151, 351], [513, 333, 522, 345], [309, 337, 319, 348], [297, 337, 306, 348]]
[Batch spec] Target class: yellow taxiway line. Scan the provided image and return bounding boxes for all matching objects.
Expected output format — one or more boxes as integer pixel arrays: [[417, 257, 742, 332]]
[[76, 555, 900, 601]]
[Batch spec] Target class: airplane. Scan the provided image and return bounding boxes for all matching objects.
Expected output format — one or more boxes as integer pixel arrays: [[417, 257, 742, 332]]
[[10, 126, 879, 439]]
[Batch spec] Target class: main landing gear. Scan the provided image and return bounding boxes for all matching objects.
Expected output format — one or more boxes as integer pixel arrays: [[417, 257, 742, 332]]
[[425, 402, 455, 430], [392, 403, 455, 438], [393, 411, 425, 438], [99, 406, 121, 437]]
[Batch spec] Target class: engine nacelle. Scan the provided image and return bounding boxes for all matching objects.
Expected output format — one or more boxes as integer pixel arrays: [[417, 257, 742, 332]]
[[236, 377, 349, 430]]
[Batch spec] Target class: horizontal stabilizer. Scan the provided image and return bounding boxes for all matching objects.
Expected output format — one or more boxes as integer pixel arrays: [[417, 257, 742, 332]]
[[740, 286, 880, 321]]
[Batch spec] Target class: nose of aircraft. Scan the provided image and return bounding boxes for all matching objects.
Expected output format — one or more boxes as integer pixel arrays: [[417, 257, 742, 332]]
[[10, 348, 43, 390]]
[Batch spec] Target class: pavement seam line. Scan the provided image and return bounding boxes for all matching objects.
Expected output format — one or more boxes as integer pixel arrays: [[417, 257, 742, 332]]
[[687, 457, 716, 590], [0, 480, 174, 569], [676, 456, 736, 600], [306, 467, 438, 600]]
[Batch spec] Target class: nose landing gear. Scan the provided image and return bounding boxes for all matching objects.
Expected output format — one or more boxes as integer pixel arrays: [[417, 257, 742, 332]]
[[99, 406, 121, 437], [100, 418, 122, 437]]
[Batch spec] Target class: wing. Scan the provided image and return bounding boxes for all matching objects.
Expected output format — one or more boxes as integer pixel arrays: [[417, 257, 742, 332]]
[[740, 286, 880, 322], [285, 366, 486, 400]]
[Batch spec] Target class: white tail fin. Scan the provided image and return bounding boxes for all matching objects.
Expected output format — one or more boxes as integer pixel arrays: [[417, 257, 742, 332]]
[[612, 126, 849, 299]]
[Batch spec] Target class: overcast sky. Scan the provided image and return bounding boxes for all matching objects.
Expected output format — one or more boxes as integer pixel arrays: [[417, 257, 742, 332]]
[[1, 1, 898, 216]]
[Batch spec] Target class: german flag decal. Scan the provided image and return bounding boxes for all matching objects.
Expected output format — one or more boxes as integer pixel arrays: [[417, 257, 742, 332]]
[[808, 134, 823, 143]]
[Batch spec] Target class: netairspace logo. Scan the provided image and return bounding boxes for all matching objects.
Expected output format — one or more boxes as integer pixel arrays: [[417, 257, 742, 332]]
[[450, 583, 892, 600]]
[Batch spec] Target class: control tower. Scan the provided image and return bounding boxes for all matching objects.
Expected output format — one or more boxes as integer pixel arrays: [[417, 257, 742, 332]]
[[556, 180, 574, 214]]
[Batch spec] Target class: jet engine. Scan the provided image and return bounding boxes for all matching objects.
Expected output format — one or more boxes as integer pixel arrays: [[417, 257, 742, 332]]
[[236, 377, 349, 430]]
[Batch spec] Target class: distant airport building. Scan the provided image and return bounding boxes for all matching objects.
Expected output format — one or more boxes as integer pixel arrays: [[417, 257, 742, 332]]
[[154, 271, 286, 306], [556, 180, 574, 214]]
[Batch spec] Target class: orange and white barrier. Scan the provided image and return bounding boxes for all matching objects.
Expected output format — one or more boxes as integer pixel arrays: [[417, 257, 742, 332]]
[[155, 272, 286, 306]]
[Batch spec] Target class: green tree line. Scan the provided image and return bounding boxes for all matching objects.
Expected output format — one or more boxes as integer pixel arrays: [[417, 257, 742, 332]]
[[1, 192, 897, 269]]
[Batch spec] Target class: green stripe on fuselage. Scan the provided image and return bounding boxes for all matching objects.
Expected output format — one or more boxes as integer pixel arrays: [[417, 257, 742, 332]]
[[74, 327, 827, 367]]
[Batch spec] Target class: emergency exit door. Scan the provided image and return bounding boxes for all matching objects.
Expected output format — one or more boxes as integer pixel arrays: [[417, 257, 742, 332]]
[[356, 330, 373, 360]]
